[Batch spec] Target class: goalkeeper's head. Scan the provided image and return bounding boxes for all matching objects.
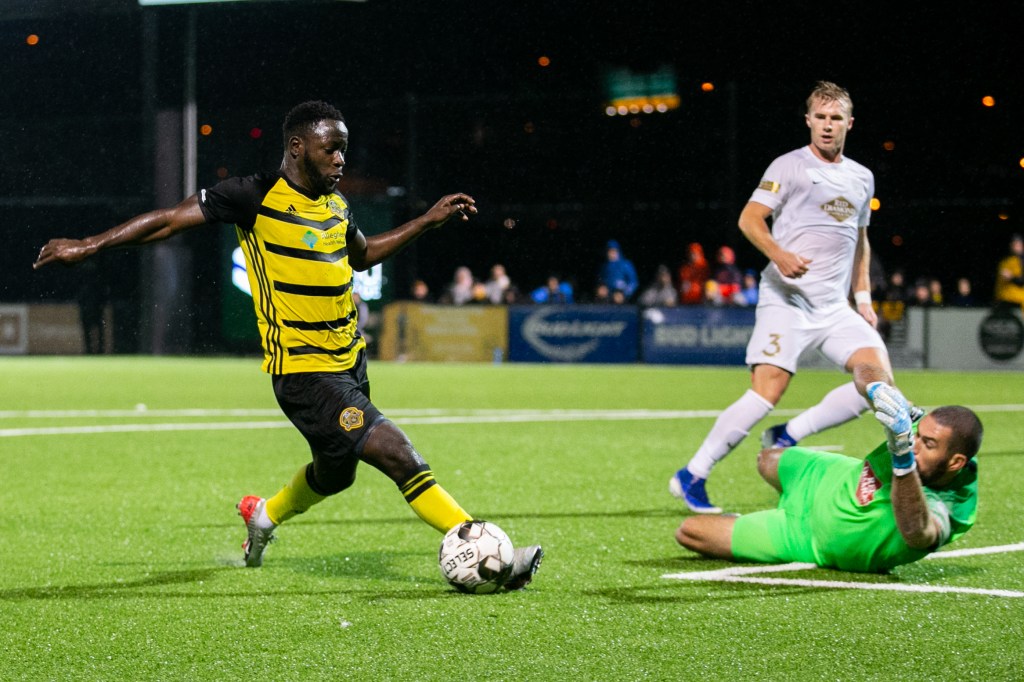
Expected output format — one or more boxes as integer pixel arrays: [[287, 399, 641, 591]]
[[915, 406, 983, 486]]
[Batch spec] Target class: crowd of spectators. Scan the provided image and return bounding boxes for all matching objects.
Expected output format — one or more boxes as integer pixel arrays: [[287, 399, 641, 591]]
[[405, 238, 995, 317]]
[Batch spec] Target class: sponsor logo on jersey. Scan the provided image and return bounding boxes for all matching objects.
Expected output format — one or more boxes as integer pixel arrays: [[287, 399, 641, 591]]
[[286, 204, 298, 215], [301, 230, 319, 249], [339, 406, 364, 432], [820, 196, 857, 222], [856, 460, 881, 506], [758, 179, 781, 193], [327, 197, 345, 219]]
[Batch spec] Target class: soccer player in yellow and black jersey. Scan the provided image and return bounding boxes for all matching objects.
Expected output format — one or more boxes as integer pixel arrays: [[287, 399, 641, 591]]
[[34, 100, 542, 590]]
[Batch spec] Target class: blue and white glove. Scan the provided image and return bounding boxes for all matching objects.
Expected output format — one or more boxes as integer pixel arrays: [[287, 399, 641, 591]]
[[867, 382, 916, 476]]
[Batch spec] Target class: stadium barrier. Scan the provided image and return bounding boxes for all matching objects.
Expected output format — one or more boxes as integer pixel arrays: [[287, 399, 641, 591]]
[[377, 302, 508, 362], [378, 302, 1024, 370], [1, 303, 113, 355], [7, 301, 1023, 371]]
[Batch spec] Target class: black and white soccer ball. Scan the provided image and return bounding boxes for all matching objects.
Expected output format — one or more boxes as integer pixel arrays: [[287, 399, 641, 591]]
[[439, 520, 515, 594]]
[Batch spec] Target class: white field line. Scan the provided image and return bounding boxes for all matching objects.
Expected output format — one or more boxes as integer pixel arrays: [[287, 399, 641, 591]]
[[4, 404, 1023, 421], [2, 404, 1023, 438], [663, 543, 1024, 598]]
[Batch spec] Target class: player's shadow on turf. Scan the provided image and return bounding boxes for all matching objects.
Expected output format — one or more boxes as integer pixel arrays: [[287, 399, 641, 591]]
[[585, 582, 827, 604], [200, 508, 680, 531], [280, 551, 431, 582], [0, 568, 228, 602], [305, 508, 680, 525]]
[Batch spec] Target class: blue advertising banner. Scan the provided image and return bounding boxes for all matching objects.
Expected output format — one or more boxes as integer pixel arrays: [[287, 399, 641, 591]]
[[642, 307, 755, 365], [508, 306, 639, 363]]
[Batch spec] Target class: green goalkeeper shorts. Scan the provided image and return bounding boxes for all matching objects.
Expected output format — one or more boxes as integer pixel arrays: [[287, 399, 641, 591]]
[[731, 447, 855, 564]]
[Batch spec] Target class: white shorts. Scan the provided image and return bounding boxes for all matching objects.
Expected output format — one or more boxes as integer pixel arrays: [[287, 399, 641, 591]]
[[745, 301, 886, 374]]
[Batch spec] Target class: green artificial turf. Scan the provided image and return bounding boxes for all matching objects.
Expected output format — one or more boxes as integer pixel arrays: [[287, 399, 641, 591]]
[[1, 357, 1022, 680]]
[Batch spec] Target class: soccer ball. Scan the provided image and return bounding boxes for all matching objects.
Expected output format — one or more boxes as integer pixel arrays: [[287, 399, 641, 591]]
[[439, 520, 515, 594]]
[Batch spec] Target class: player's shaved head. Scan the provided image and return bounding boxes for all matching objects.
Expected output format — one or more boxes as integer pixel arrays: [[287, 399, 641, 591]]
[[929, 406, 983, 460]]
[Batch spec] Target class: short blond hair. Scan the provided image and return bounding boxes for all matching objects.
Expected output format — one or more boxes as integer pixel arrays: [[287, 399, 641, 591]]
[[806, 81, 853, 115]]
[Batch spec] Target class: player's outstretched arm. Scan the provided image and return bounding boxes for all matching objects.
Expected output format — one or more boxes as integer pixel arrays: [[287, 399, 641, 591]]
[[351, 193, 477, 271], [33, 195, 208, 270]]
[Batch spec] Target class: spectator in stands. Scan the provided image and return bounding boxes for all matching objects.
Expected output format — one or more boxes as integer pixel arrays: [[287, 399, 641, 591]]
[[928, 278, 944, 306], [995, 233, 1024, 311], [739, 269, 760, 307], [877, 270, 909, 342], [882, 270, 910, 304], [678, 242, 710, 305], [531, 275, 574, 304], [910, 278, 933, 307], [949, 277, 976, 307], [502, 285, 524, 305], [592, 283, 612, 304], [469, 281, 489, 304], [484, 263, 511, 304], [639, 264, 679, 307], [409, 278, 433, 303], [705, 245, 744, 306], [598, 240, 639, 301], [441, 265, 476, 305]]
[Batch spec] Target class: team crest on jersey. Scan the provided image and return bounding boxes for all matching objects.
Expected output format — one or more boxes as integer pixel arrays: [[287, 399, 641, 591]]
[[301, 230, 319, 249], [339, 406, 364, 432], [856, 460, 881, 506], [820, 196, 857, 222], [327, 197, 346, 219], [758, 179, 781, 193]]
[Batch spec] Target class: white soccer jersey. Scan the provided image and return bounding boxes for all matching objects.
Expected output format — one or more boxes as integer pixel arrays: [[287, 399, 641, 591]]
[[750, 146, 875, 311]]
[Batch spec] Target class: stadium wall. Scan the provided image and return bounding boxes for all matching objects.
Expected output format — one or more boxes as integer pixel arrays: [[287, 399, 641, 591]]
[[7, 302, 1024, 371]]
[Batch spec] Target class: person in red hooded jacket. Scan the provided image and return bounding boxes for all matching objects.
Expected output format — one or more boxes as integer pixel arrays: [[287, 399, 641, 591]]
[[678, 242, 710, 305]]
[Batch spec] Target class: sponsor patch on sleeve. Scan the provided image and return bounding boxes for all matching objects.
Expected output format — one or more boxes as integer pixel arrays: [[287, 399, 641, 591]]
[[757, 179, 781, 193]]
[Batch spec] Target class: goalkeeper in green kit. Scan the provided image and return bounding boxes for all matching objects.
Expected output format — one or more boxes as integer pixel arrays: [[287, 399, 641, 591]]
[[676, 384, 981, 572]]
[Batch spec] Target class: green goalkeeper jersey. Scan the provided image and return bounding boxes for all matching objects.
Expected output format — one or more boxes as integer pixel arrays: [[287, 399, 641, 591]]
[[806, 442, 978, 572]]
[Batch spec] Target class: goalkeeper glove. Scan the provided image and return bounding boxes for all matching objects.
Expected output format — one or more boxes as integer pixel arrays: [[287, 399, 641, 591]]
[[867, 382, 916, 475]]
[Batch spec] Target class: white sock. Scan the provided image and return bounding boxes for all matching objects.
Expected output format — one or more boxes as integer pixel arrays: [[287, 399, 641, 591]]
[[686, 389, 774, 479], [256, 505, 276, 530], [785, 382, 869, 441]]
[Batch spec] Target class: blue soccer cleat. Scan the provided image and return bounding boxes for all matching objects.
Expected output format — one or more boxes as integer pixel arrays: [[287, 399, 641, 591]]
[[669, 467, 722, 514], [760, 423, 798, 449]]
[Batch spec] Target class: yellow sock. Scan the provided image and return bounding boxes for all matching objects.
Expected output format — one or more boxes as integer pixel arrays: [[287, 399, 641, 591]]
[[401, 469, 472, 533], [265, 464, 327, 525]]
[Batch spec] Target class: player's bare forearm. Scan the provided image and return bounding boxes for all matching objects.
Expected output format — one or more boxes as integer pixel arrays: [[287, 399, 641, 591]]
[[34, 196, 207, 269], [355, 216, 435, 270], [852, 227, 872, 293], [890, 472, 941, 550], [851, 227, 877, 325], [353, 193, 477, 270], [739, 201, 810, 278]]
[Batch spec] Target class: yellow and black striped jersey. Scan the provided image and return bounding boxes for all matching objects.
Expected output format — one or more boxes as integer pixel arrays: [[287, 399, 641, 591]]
[[199, 171, 366, 374]]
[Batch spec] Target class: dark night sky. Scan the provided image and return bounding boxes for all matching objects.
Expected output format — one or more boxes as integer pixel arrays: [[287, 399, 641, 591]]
[[2, 1, 1021, 333]]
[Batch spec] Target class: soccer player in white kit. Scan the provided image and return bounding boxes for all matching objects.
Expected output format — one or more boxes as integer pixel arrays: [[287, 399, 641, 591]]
[[671, 81, 903, 513]]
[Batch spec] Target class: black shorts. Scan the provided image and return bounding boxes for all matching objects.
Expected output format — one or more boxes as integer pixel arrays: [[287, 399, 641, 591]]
[[272, 353, 385, 491]]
